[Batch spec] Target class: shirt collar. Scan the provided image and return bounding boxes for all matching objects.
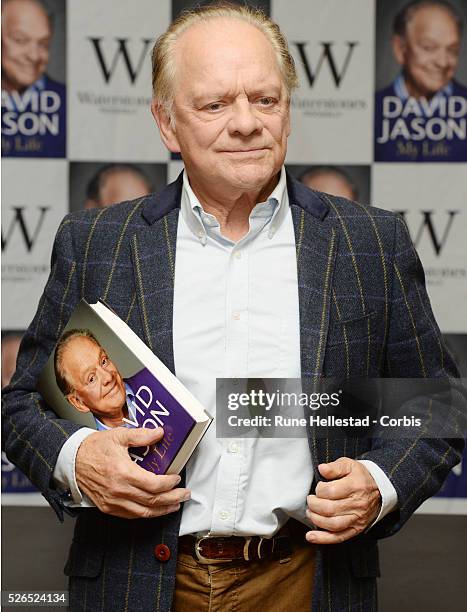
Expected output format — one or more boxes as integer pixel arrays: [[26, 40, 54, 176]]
[[181, 166, 288, 245], [394, 72, 453, 102]]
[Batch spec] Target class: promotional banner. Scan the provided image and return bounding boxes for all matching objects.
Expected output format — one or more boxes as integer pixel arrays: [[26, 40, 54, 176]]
[[69, 161, 167, 212], [374, 0, 467, 162], [67, 0, 170, 161], [1, 159, 67, 329], [1, 0, 466, 514], [372, 163, 467, 333], [1, 0, 66, 158], [274, 0, 375, 163]]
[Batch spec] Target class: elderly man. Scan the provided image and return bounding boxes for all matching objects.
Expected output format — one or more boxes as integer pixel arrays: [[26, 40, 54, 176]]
[[375, 0, 467, 161], [54, 329, 129, 429], [1, 0, 66, 157], [2, 4, 463, 612]]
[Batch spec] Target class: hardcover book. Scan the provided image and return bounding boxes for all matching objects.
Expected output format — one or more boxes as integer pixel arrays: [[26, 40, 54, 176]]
[[37, 299, 212, 474]]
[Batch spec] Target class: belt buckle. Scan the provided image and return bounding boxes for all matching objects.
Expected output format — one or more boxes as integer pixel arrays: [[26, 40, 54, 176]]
[[194, 535, 235, 564]]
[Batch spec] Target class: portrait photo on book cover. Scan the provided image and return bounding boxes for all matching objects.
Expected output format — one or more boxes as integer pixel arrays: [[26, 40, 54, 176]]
[[374, 0, 467, 162], [1, 0, 66, 158]]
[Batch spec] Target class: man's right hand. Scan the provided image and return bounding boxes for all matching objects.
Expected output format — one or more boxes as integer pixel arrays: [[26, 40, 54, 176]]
[[75, 427, 190, 519]]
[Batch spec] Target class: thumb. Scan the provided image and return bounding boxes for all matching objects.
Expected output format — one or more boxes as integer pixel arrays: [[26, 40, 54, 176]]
[[318, 457, 353, 479], [117, 426, 165, 448]]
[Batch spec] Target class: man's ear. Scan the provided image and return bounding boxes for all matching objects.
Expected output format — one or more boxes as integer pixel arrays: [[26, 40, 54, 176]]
[[151, 100, 180, 153], [67, 394, 90, 414], [392, 35, 406, 67]]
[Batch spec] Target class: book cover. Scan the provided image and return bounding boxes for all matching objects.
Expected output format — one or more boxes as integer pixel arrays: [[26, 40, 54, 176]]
[[37, 299, 212, 475]]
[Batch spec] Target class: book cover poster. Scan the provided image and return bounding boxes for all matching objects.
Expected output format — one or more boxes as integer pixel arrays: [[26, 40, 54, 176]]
[[1, 0, 66, 158], [374, 0, 467, 162], [38, 302, 196, 474], [286, 164, 371, 206], [69, 161, 167, 212], [372, 164, 467, 333], [274, 0, 374, 164], [67, 0, 170, 162], [1, 159, 67, 329]]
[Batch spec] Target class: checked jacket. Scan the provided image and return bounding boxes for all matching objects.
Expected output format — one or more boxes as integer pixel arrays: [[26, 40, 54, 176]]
[[2, 173, 464, 612]]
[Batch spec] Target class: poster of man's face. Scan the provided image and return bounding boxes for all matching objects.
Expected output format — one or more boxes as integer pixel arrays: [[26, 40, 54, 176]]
[[69, 162, 167, 212], [374, 0, 467, 162], [286, 164, 371, 206], [1, 0, 66, 158], [54, 331, 127, 428]]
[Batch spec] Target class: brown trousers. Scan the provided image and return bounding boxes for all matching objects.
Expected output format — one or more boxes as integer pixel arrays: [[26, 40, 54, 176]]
[[172, 540, 316, 612]]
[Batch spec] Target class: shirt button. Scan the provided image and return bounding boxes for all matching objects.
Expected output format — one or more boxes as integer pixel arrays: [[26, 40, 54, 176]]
[[232, 312, 240, 320], [197, 230, 204, 238], [154, 543, 171, 562], [234, 251, 242, 259], [219, 511, 230, 520], [229, 442, 239, 454]]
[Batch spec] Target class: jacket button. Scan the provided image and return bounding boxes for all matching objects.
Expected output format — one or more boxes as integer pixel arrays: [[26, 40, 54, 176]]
[[154, 543, 171, 562]]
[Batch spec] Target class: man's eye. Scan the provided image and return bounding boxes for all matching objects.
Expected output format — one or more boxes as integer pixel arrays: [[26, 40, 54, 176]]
[[102, 356, 109, 366], [88, 375, 95, 384], [257, 97, 275, 107], [205, 102, 224, 112]]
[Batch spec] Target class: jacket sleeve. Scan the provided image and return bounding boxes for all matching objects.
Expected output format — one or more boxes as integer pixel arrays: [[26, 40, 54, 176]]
[[359, 214, 466, 538], [2, 214, 85, 521]]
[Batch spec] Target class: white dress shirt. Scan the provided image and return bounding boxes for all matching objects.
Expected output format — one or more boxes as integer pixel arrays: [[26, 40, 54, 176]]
[[53, 168, 397, 534]]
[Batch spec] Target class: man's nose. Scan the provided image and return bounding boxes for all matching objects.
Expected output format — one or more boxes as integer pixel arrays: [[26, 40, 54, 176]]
[[25, 43, 41, 63], [228, 99, 262, 136], [434, 49, 452, 69], [100, 366, 113, 384]]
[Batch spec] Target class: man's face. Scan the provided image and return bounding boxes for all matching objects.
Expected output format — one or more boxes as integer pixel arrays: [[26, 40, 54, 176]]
[[1, 0, 51, 91], [85, 171, 151, 209], [153, 18, 290, 196], [393, 6, 461, 98], [62, 336, 126, 421], [302, 172, 355, 201]]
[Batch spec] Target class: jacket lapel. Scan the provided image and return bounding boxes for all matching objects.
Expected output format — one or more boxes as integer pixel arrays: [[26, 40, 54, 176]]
[[288, 176, 338, 478], [130, 175, 183, 375]]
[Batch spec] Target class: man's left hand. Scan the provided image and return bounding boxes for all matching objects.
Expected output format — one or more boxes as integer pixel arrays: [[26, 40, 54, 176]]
[[305, 457, 381, 545]]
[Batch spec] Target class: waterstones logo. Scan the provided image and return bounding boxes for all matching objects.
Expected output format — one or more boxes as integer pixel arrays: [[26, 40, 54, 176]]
[[77, 37, 153, 113], [291, 41, 366, 118], [293, 41, 358, 88], [396, 210, 460, 256], [88, 37, 153, 84], [1, 207, 49, 253]]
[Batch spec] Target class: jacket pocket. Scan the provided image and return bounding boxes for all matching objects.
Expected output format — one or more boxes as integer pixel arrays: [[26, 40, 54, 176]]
[[64, 509, 106, 578], [327, 311, 377, 348]]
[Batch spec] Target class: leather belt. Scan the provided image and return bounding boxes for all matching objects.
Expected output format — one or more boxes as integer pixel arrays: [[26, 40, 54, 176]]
[[178, 519, 308, 564]]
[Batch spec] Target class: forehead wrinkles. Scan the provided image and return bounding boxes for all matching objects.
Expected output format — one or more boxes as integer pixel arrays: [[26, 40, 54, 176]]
[[172, 18, 282, 98]]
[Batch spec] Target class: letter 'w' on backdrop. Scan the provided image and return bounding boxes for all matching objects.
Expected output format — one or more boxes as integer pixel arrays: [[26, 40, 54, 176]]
[[372, 164, 467, 334], [1, 160, 67, 329], [274, 0, 375, 163], [67, 0, 170, 161]]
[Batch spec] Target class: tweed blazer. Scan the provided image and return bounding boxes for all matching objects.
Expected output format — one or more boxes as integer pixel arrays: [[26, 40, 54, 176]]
[[3, 173, 463, 612]]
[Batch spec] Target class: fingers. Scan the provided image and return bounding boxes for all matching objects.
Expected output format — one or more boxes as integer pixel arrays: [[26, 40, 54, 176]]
[[96, 498, 184, 520], [306, 508, 358, 533], [117, 426, 165, 448], [125, 484, 191, 509], [315, 478, 354, 500], [307, 494, 359, 517], [306, 526, 360, 545], [318, 457, 353, 480]]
